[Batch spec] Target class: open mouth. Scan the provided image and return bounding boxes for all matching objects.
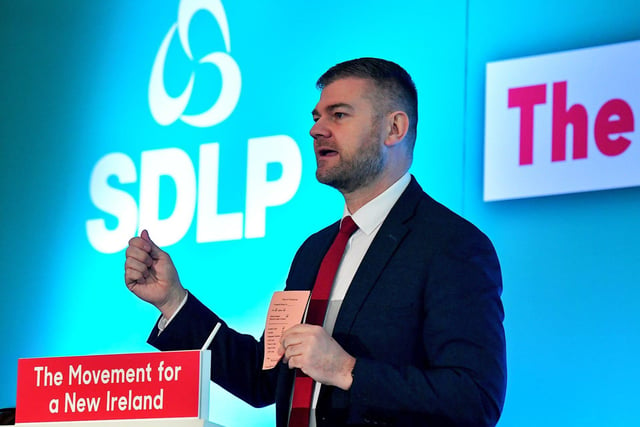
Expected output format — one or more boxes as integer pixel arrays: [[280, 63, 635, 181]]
[[317, 147, 339, 157]]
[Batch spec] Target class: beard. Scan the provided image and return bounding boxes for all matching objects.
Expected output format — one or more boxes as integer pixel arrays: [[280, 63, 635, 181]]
[[315, 124, 386, 194]]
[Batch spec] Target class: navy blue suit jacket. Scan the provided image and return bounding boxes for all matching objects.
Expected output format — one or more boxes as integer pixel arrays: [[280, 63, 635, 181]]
[[149, 177, 506, 427]]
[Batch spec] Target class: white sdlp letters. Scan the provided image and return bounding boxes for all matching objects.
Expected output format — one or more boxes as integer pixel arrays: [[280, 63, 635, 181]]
[[86, 136, 302, 253]]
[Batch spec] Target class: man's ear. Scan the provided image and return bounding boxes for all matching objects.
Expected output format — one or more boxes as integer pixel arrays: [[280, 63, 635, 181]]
[[384, 111, 410, 147]]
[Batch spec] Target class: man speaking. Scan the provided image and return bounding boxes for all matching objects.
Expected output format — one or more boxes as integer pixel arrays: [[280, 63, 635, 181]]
[[125, 58, 506, 427]]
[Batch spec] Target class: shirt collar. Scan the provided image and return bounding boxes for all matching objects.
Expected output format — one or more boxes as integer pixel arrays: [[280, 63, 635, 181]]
[[342, 173, 411, 235]]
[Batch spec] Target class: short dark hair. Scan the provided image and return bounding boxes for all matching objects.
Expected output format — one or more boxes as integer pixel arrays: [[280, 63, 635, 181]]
[[317, 58, 418, 147]]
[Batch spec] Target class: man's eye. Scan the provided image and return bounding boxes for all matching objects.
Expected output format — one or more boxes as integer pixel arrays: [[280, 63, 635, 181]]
[[334, 112, 345, 119]]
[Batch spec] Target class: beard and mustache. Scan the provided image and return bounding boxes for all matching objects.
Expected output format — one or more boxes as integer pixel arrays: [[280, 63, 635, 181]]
[[314, 121, 387, 194]]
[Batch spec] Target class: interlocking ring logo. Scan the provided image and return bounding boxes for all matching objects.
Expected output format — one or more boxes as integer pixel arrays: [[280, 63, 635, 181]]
[[148, 0, 241, 127]]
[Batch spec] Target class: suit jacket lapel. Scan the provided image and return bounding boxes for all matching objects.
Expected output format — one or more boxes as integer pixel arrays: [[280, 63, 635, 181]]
[[332, 177, 423, 335]]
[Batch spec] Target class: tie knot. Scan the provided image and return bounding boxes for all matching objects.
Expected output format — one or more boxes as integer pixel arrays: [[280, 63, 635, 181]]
[[339, 216, 358, 236]]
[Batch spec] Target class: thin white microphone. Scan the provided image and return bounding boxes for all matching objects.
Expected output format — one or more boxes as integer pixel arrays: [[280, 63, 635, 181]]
[[201, 322, 222, 351]]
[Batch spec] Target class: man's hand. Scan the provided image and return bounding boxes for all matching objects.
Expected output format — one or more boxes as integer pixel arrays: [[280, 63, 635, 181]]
[[124, 229, 186, 319], [279, 324, 356, 390]]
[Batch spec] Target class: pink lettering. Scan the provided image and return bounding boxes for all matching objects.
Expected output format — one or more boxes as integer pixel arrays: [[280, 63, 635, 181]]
[[508, 84, 547, 165], [552, 81, 588, 161], [594, 99, 634, 156]]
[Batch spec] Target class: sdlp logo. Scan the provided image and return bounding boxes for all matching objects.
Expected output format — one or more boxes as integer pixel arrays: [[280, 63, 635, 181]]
[[87, 0, 302, 254]]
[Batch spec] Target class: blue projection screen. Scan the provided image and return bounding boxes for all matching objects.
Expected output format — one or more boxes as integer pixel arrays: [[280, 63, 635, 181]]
[[1, 1, 639, 426]]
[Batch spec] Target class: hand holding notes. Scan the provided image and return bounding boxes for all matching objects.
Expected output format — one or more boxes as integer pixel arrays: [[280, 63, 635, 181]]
[[263, 291, 355, 391], [278, 324, 355, 391]]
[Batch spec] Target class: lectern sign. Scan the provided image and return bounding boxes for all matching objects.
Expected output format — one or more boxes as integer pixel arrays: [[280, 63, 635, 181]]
[[16, 350, 210, 423]]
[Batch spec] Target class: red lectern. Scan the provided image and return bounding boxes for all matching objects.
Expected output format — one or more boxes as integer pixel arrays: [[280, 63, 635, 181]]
[[15, 351, 223, 427]]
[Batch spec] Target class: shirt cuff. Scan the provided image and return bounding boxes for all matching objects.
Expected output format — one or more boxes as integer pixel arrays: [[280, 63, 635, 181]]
[[157, 290, 189, 334]]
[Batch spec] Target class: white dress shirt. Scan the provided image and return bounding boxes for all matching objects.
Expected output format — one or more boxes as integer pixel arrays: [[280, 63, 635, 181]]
[[309, 172, 411, 425]]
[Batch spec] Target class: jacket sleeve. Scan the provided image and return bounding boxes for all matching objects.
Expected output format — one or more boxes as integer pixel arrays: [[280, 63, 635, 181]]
[[148, 293, 279, 408]]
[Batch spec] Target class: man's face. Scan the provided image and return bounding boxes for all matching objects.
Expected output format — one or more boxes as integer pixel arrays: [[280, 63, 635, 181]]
[[310, 77, 387, 194]]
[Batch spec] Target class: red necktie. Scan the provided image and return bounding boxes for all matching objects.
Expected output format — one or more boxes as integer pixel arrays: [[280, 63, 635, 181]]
[[288, 216, 358, 427]]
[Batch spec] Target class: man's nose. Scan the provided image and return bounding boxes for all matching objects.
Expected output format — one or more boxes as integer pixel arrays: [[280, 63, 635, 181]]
[[310, 118, 330, 139]]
